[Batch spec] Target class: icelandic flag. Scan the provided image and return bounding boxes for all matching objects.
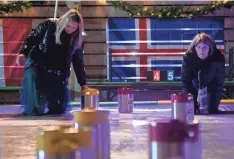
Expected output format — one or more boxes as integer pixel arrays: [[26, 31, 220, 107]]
[[107, 18, 224, 82]]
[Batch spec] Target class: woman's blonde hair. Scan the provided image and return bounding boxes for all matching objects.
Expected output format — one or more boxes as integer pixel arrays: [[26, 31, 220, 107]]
[[188, 32, 216, 55], [55, 9, 84, 49]]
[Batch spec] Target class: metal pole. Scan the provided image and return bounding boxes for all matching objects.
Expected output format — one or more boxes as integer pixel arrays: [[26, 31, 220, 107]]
[[54, 0, 58, 19], [229, 47, 234, 81], [76, 2, 81, 11], [107, 47, 112, 101], [108, 47, 112, 82]]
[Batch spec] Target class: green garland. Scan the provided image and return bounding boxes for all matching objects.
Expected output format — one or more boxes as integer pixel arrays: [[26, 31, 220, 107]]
[[1, 1, 234, 19], [107, 1, 234, 19], [0, 1, 45, 15]]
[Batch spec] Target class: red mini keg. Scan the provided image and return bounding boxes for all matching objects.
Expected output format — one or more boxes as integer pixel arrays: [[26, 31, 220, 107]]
[[171, 93, 194, 123], [118, 87, 134, 113], [148, 119, 201, 159]]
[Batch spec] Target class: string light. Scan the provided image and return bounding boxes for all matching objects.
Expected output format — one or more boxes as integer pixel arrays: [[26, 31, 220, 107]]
[[107, 0, 234, 19], [0, 1, 45, 15]]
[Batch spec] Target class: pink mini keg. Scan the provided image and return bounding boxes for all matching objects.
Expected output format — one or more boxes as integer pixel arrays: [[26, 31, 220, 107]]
[[171, 93, 194, 123], [148, 120, 202, 159], [118, 87, 134, 113]]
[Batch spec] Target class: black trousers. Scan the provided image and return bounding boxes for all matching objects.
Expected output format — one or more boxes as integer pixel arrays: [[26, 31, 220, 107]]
[[38, 70, 67, 114]]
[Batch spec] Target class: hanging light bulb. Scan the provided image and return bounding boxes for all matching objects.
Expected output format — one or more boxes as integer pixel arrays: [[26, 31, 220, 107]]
[[99, 0, 106, 4], [223, 0, 228, 3]]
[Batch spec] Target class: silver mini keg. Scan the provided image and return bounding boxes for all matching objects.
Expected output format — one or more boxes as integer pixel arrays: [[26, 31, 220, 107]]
[[81, 88, 99, 110], [118, 87, 134, 113], [171, 93, 194, 123], [148, 119, 201, 159], [72, 110, 110, 159]]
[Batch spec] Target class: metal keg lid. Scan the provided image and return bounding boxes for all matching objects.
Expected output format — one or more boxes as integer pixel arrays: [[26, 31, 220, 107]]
[[72, 110, 109, 125], [171, 93, 193, 103], [36, 126, 92, 153], [118, 87, 132, 94], [148, 119, 199, 143], [81, 88, 99, 96]]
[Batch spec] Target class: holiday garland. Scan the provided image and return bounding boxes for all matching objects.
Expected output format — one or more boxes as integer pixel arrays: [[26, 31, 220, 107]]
[[1, 1, 234, 19], [107, 1, 234, 19], [0, 1, 45, 15]]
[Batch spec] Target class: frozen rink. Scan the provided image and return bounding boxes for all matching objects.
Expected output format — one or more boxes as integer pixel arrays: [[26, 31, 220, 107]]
[[0, 104, 234, 159]]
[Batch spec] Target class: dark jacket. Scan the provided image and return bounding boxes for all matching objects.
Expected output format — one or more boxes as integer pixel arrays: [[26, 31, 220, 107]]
[[20, 19, 86, 86], [181, 48, 225, 112]]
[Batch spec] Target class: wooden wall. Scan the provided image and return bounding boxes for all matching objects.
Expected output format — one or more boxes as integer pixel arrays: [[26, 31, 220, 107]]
[[2, 1, 234, 79], [0, 1, 234, 101]]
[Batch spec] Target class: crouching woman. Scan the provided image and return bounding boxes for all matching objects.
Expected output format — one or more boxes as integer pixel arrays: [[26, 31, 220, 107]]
[[181, 32, 225, 114]]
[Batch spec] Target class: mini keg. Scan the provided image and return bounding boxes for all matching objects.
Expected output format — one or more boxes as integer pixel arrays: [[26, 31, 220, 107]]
[[171, 93, 194, 123], [36, 126, 92, 159], [148, 119, 201, 159], [72, 110, 110, 159], [81, 88, 99, 110], [118, 87, 134, 113]]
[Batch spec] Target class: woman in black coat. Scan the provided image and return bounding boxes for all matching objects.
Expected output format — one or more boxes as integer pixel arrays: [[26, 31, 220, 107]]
[[18, 9, 88, 115], [181, 32, 225, 114]]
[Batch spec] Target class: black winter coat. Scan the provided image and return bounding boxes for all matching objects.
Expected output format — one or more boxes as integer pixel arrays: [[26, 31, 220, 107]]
[[181, 48, 225, 112], [20, 19, 86, 86]]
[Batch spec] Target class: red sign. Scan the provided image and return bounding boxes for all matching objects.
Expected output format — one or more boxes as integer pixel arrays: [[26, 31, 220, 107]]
[[153, 71, 160, 81]]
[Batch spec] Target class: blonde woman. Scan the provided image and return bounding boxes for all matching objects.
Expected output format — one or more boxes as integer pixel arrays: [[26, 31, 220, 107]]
[[18, 9, 88, 116], [181, 32, 225, 114]]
